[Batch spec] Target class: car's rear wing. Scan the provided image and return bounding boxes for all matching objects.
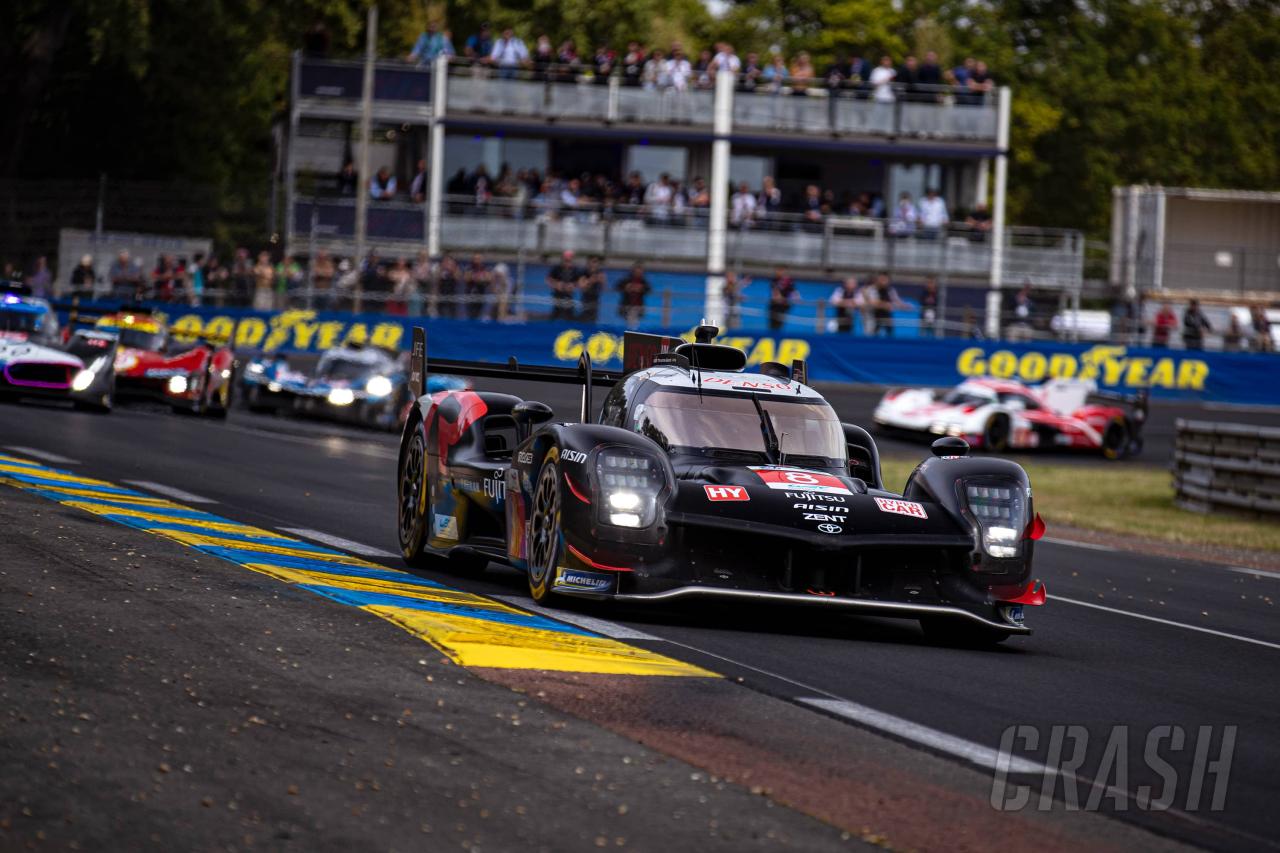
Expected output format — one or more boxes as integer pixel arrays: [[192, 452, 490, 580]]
[[1090, 387, 1150, 430]]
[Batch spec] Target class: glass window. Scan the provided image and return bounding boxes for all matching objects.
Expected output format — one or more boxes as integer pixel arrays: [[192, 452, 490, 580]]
[[729, 155, 770, 190], [625, 145, 688, 184], [942, 388, 993, 406], [632, 390, 845, 465]]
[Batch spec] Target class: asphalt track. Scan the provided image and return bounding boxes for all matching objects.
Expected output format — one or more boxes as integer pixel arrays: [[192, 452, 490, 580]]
[[1, 389, 1278, 851]]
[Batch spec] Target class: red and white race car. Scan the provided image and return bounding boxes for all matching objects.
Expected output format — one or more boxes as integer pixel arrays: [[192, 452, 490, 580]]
[[95, 310, 237, 417], [873, 377, 1147, 459]]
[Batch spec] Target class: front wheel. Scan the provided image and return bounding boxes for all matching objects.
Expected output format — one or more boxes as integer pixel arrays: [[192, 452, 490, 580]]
[[398, 428, 432, 567], [983, 414, 1010, 452], [527, 455, 563, 605], [919, 616, 1010, 648]]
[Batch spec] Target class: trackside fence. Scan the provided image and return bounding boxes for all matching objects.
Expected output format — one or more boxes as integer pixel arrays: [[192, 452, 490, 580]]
[[1173, 420, 1280, 516]]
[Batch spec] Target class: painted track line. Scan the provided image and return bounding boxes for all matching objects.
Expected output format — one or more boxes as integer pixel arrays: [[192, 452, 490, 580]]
[[1041, 536, 1115, 552], [123, 480, 218, 504], [495, 596, 662, 641], [280, 528, 399, 558], [1231, 566, 1280, 581], [1049, 595, 1280, 650], [5, 446, 78, 465]]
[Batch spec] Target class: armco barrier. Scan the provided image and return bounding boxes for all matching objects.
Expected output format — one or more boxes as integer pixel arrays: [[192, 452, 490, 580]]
[[55, 301, 1280, 407], [1173, 420, 1280, 516]]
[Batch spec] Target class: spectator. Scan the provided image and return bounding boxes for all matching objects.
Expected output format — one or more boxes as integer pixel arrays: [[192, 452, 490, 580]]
[[464, 23, 493, 63], [767, 267, 796, 331], [621, 42, 646, 86], [359, 251, 389, 310], [953, 57, 976, 91], [579, 256, 606, 322], [109, 250, 141, 301], [24, 255, 52, 298], [1007, 283, 1034, 341], [556, 40, 582, 82], [276, 255, 304, 309], [829, 276, 864, 334], [436, 253, 460, 317], [370, 166, 397, 200], [824, 54, 854, 91], [491, 262, 513, 320], [593, 43, 616, 82], [1182, 298, 1211, 350], [1152, 301, 1177, 348], [644, 173, 675, 223], [189, 252, 206, 306], [730, 182, 757, 227], [918, 188, 949, 238], [800, 184, 824, 231], [688, 177, 710, 220], [898, 55, 921, 100], [870, 55, 896, 103], [410, 160, 427, 203], [205, 257, 229, 307], [965, 202, 993, 240], [312, 250, 336, 309], [386, 258, 412, 316], [868, 272, 907, 336], [337, 159, 357, 195], [920, 276, 941, 336], [919, 51, 943, 92], [762, 53, 788, 91], [252, 251, 275, 311], [789, 52, 815, 95], [1223, 314, 1244, 351], [889, 192, 918, 237], [757, 176, 783, 226], [151, 254, 181, 302], [968, 61, 994, 99], [693, 49, 714, 89], [740, 52, 763, 91], [723, 271, 750, 329], [70, 254, 97, 299], [464, 254, 493, 320], [1251, 305, 1274, 352], [617, 263, 651, 326], [710, 42, 742, 79], [666, 47, 692, 91], [547, 250, 581, 320], [410, 251, 431, 315], [408, 22, 454, 65], [230, 248, 254, 306], [642, 49, 669, 89], [490, 28, 529, 78]]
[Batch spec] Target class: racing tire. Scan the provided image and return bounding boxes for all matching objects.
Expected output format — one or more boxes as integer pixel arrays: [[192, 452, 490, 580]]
[[526, 453, 564, 606], [1101, 418, 1129, 461], [982, 414, 1010, 453], [208, 379, 232, 420], [397, 427, 435, 568], [919, 616, 1010, 648]]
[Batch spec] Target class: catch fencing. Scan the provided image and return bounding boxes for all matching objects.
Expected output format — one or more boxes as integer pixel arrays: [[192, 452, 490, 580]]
[[1173, 420, 1280, 516]]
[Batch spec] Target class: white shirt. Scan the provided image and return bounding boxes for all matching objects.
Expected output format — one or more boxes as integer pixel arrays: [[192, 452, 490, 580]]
[[870, 66, 896, 103], [490, 37, 529, 67], [665, 58, 692, 91], [645, 182, 674, 218], [730, 191, 756, 224], [919, 195, 949, 228], [711, 51, 741, 74]]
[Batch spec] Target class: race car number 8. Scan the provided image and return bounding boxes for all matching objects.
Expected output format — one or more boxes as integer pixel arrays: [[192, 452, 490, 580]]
[[783, 472, 819, 484]]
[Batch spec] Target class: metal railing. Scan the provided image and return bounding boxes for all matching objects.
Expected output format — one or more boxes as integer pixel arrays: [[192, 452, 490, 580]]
[[1173, 420, 1280, 517]]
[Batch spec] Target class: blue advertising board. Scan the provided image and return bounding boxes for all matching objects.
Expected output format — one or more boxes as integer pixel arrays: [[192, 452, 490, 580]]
[[60, 302, 1280, 407]]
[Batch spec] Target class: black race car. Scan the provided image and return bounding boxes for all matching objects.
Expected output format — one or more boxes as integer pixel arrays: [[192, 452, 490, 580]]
[[395, 325, 1047, 644]]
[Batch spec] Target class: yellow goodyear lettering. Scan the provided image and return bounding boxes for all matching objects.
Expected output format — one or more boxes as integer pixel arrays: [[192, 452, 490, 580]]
[[341, 322, 369, 347], [1017, 352, 1047, 382], [553, 329, 583, 361], [746, 338, 775, 366], [315, 321, 346, 350], [957, 347, 986, 376], [1148, 359, 1176, 388], [291, 321, 321, 349], [236, 317, 267, 347], [371, 322, 403, 351], [1048, 353, 1077, 379], [203, 316, 236, 344], [776, 339, 811, 365], [170, 314, 204, 341], [585, 332, 619, 363], [1124, 358, 1152, 387], [988, 350, 1017, 378], [1176, 359, 1209, 391]]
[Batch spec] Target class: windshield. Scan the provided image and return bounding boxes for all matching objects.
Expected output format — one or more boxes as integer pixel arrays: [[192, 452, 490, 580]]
[[118, 328, 167, 351], [942, 388, 993, 407], [318, 356, 381, 381], [0, 309, 41, 336], [634, 390, 846, 466]]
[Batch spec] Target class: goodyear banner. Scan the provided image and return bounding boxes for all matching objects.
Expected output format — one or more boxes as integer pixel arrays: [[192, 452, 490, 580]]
[[59, 302, 1280, 406]]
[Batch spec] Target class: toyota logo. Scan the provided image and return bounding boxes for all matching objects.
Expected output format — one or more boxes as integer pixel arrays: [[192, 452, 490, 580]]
[[817, 523, 842, 534]]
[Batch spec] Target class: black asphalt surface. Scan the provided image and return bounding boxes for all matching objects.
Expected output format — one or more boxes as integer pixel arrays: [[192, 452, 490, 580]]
[[2, 391, 1279, 850]]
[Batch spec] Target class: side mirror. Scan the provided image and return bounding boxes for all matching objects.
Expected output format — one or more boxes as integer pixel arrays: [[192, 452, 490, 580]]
[[513, 400, 554, 442], [931, 436, 970, 457], [841, 422, 883, 490]]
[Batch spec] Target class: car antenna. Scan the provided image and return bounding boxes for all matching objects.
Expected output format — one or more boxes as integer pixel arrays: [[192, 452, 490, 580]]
[[751, 392, 782, 465]]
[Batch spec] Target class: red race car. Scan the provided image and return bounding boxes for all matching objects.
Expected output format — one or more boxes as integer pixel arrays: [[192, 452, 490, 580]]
[[95, 310, 236, 417]]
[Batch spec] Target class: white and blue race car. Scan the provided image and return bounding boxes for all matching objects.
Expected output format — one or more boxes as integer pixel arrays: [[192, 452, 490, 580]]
[[0, 286, 117, 412]]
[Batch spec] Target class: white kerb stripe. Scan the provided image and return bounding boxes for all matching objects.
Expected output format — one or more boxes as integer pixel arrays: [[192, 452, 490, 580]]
[[1050, 595, 1280, 651], [798, 697, 1046, 774], [5, 446, 79, 465], [1230, 566, 1280, 582], [122, 480, 217, 504], [1041, 536, 1115, 552], [495, 596, 661, 641], [279, 528, 398, 558]]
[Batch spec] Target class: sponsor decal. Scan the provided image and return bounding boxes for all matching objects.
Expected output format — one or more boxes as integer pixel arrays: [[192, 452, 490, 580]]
[[792, 502, 844, 513], [784, 491, 846, 503], [704, 485, 749, 502], [483, 473, 505, 501], [803, 512, 846, 523], [956, 345, 1208, 392], [517, 450, 533, 465], [561, 449, 588, 464], [554, 328, 811, 372], [432, 513, 459, 540], [701, 376, 792, 391], [874, 497, 929, 519], [554, 568, 616, 593], [816, 523, 842, 534], [750, 467, 852, 496]]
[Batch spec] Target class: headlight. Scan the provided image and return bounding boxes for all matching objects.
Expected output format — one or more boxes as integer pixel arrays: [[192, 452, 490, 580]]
[[594, 448, 666, 528], [71, 369, 96, 392], [328, 388, 355, 406], [366, 375, 393, 398], [962, 478, 1028, 563], [247, 363, 265, 375], [167, 375, 188, 395]]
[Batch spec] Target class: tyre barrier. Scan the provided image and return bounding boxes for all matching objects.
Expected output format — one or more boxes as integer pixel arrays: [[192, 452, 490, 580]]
[[1173, 419, 1280, 517]]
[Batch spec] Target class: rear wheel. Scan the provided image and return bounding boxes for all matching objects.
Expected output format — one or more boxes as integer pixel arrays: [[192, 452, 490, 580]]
[[527, 456, 563, 605], [1101, 418, 1128, 460], [983, 414, 1010, 452], [919, 616, 1010, 648], [398, 428, 433, 567]]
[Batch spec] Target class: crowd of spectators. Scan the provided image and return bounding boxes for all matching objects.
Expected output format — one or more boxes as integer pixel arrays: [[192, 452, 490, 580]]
[[393, 18, 998, 105]]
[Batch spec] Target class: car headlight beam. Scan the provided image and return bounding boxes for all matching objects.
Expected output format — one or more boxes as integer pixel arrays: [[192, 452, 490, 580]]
[[167, 375, 188, 395], [594, 448, 666, 529], [71, 369, 96, 392], [365, 375, 393, 398], [328, 388, 355, 406], [962, 479, 1028, 564]]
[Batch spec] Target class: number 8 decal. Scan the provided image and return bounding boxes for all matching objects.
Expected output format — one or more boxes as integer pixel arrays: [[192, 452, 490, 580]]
[[784, 471, 819, 484]]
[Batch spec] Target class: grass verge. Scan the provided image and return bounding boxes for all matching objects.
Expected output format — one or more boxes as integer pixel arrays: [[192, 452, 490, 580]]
[[879, 455, 1280, 554]]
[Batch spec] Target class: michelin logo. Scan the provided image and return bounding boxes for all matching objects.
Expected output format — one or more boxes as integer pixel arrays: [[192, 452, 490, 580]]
[[555, 569, 614, 592]]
